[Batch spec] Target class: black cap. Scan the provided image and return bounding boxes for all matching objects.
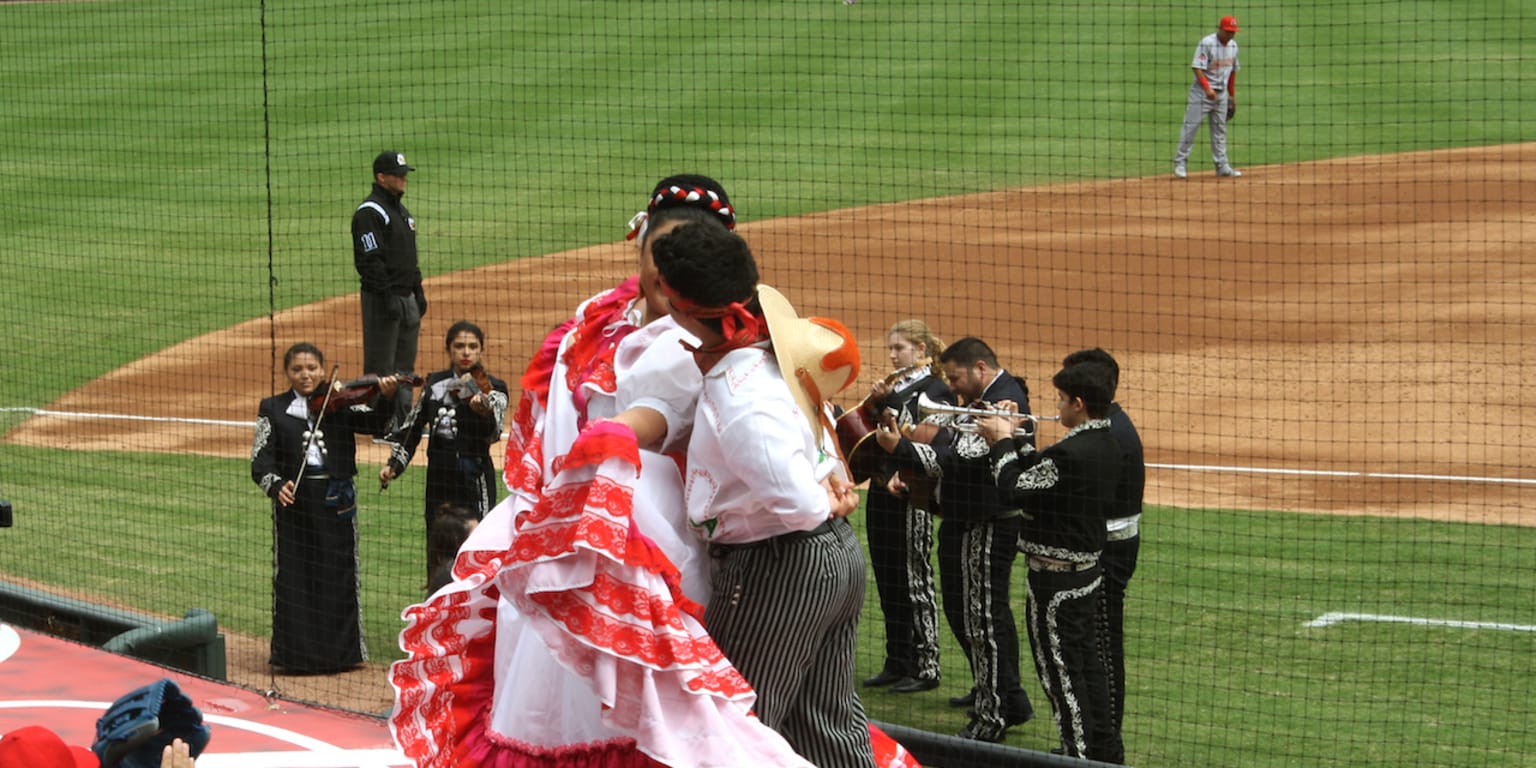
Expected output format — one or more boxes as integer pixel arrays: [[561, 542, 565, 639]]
[[373, 151, 416, 176]]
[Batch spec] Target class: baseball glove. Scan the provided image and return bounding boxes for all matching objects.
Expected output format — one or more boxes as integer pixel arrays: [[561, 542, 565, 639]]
[[1226, 102, 1237, 121]]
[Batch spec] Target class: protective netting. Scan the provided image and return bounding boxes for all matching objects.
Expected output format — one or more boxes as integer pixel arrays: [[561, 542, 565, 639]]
[[0, 2, 1531, 766]]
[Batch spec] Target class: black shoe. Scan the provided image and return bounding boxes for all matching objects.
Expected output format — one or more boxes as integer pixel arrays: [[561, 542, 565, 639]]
[[890, 676, 940, 693], [862, 668, 905, 687], [956, 719, 1007, 743], [966, 706, 1034, 726], [1050, 747, 1066, 756], [948, 689, 976, 708]]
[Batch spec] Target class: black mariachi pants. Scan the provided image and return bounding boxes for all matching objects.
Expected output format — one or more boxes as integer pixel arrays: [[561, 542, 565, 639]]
[[1025, 564, 1121, 763], [270, 477, 366, 673], [864, 484, 940, 681], [1098, 533, 1140, 733], [937, 515, 1032, 732]]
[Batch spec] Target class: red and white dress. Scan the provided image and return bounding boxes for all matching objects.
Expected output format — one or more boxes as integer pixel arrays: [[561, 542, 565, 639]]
[[389, 277, 921, 768]]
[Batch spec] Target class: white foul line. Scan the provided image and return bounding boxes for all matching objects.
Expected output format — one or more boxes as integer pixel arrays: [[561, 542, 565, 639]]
[[1305, 612, 1536, 633], [1148, 462, 1536, 486]]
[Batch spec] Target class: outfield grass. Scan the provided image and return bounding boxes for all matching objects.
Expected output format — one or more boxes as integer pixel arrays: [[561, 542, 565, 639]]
[[1, 1, 1532, 408], [3, 1, 1534, 764]]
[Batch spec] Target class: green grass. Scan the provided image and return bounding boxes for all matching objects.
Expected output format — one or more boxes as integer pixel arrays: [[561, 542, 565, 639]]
[[1, 0, 1532, 408], [852, 506, 1536, 766], [3, 453, 1532, 767], [2, 1, 1533, 764], [0, 445, 427, 649]]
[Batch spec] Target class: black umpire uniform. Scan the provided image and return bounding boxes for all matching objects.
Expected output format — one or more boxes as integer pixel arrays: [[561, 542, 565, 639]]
[[353, 151, 424, 430], [888, 370, 1035, 742], [250, 389, 388, 673]]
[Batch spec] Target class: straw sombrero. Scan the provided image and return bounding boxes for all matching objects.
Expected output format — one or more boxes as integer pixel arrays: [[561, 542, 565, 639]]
[[756, 284, 862, 439]]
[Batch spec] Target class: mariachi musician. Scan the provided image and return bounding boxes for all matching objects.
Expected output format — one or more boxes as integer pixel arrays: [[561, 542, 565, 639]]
[[251, 341, 406, 674], [842, 320, 951, 696], [874, 336, 1036, 743], [380, 320, 509, 566]]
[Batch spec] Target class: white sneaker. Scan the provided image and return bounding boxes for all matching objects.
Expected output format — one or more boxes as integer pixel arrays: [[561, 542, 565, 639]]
[[1217, 166, 1243, 177], [1173, 165, 1187, 179]]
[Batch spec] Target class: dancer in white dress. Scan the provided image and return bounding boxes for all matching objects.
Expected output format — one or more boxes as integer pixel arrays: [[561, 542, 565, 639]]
[[389, 176, 817, 768]]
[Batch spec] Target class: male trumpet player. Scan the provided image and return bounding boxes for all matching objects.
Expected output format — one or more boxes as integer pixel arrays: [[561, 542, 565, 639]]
[[975, 360, 1124, 764], [875, 336, 1034, 743]]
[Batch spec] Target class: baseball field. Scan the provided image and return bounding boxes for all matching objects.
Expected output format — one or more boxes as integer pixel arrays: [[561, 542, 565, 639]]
[[1, 2, 1532, 766]]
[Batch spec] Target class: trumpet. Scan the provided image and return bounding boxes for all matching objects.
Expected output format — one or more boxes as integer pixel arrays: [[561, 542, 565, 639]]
[[914, 393, 1057, 437]]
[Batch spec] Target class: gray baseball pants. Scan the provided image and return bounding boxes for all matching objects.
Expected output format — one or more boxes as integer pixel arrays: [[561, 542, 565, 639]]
[[1174, 82, 1232, 169]]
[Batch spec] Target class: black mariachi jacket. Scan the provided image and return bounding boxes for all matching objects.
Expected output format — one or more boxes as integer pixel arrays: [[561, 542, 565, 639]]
[[385, 368, 510, 477], [1107, 403, 1146, 523], [250, 390, 388, 500], [891, 369, 1033, 523], [352, 183, 421, 296], [871, 369, 951, 487], [990, 418, 1123, 561]]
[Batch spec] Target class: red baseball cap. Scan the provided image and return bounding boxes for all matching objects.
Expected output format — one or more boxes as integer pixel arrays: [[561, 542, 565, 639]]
[[0, 725, 99, 768], [1220, 16, 1240, 32]]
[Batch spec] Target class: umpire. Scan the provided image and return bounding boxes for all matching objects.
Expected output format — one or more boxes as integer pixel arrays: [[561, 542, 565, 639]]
[[353, 150, 425, 434]]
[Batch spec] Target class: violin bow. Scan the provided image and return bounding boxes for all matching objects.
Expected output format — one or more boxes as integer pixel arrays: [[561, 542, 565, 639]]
[[291, 364, 342, 495]]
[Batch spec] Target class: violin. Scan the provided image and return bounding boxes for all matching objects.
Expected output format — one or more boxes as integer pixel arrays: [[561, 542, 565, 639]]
[[445, 363, 496, 404], [308, 372, 425, 414], [466, 362, 494, 395]]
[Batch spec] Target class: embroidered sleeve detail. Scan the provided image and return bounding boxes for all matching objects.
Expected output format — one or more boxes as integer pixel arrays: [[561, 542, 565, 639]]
[[955, 431, 990, 460], [488, 390, 510, 433], [251, 416, 271, 462], [390, 441, 411, 469], [1014, 456, 1060, 492], [258, 473, 283, 495], [990, 448, 1019, 482]]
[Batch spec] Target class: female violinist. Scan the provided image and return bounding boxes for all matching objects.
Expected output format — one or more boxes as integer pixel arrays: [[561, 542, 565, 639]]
[[249, 341, 401, 674], [378, 320, 508, 578], [860, 320, 949, 695]]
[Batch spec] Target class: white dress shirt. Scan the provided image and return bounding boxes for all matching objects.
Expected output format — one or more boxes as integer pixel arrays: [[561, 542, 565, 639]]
[[684, 344, 841, 544]]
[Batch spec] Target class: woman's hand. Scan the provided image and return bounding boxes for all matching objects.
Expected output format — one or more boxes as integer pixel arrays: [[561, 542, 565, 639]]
[[377, 375, 401, 398], [161, 738, 196, 768], [277, 480, 297, 507], [874, 410, 902, 453], [468, 392, 493, 416]]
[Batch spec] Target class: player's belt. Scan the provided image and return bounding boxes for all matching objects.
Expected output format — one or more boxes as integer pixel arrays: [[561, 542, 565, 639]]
[[1107, 518, 1140, 541], [1026, 554, 1099, 573], [709, 518, 839, 556]]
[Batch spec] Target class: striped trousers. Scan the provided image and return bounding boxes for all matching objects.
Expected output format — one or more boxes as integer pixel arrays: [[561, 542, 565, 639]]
[[705, 519, 877, 768]]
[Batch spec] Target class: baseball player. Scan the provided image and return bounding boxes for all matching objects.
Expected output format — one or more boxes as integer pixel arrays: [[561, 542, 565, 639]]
[[1173, 16, 1242, 178]]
